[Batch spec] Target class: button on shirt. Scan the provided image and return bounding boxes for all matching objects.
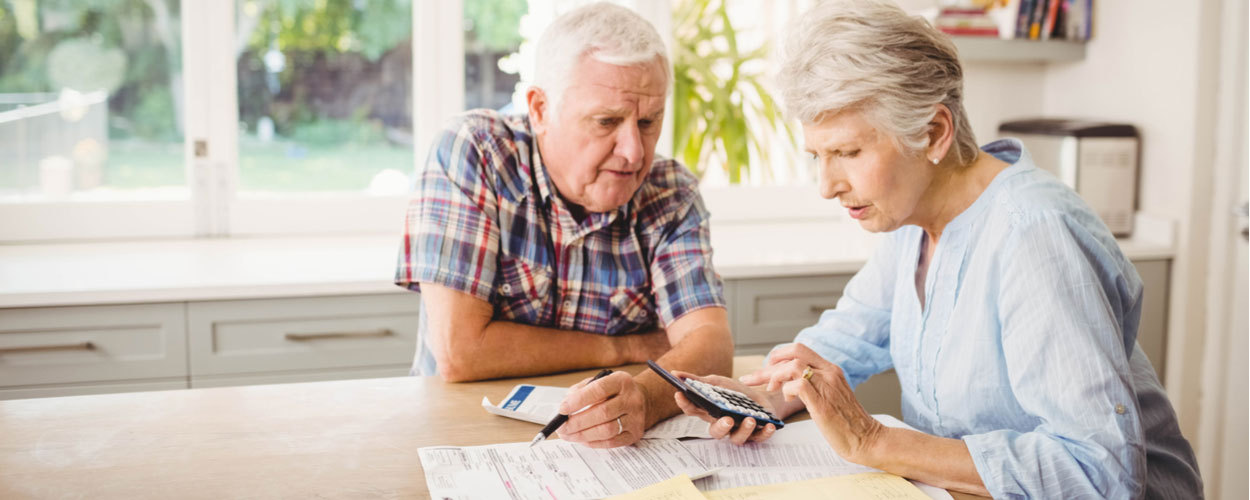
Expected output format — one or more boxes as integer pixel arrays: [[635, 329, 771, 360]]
[[786, 140, 1202, 499], [396, 110, 726, 376]]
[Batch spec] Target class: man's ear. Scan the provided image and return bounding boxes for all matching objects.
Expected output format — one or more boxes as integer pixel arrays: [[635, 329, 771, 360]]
[[527, 87, 550, 134], [926, 103, 955, 164]]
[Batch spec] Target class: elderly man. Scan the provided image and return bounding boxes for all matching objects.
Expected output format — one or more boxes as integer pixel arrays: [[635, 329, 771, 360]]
[[395, 3, 733, 448]]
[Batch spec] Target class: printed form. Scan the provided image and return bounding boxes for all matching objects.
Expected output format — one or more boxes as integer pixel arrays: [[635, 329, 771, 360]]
[[685, 417, 952, 500], [419, 438, 714, 500]]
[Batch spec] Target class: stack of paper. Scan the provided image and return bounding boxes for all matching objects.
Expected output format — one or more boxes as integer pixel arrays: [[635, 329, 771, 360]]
[[606, 472, 933, 500]]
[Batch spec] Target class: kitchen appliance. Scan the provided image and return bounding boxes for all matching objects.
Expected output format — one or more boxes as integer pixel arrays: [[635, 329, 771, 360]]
[[998, 118, 1139, 236]]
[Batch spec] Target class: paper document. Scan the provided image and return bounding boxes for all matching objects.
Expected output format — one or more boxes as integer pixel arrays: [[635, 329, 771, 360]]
[[604, 474, 706, 500], [684, 417, 952, 500], [484, 385, 713, 439], [703, 472, 932, 500], [419, 438, 715, 500], [482, 384, 567, 425], [684, 420, 877, 491], [642, 415, 714, 440]]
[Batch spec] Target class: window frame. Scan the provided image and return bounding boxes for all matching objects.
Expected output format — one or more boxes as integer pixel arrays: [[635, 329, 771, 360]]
[[3, 0, 809, 243]]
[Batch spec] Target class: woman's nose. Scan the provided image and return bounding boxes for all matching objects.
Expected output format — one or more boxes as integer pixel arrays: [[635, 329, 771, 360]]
[[818, 163, 847, 199]]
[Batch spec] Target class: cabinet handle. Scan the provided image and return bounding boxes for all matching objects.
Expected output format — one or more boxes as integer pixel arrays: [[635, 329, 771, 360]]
[[0, 341, 95, 354], [284, 329, 394, 341], [809, 305, 837, 314]]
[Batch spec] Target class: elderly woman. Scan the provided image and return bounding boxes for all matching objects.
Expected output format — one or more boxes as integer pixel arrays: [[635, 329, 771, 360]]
[[673, 1, 1203, 498]]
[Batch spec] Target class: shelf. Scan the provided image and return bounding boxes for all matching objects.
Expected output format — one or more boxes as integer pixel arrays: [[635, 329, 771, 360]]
[[952, 37, 1087, 63]]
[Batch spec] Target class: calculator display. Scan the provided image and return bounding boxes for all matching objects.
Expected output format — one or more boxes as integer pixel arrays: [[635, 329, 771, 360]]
[[646, 360, 784, 429]]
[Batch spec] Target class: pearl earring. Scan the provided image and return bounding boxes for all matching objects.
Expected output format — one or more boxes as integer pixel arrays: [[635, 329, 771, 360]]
[[930, 157, 939, 165]]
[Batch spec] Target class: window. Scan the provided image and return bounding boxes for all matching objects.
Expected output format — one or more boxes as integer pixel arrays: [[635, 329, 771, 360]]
[[0, 0, 820, 243], [234, 0, 413, 196], [0, 0, 192, 241]]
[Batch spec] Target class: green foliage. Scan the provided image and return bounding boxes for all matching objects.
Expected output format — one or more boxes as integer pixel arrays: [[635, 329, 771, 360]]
[[246, 0, 412, 62], [0, 0, 181, 140], [289, 116, 386, 146], [671, 0, 796, 184], [463, 0, 526, 51], [129, 86, 175, 139]]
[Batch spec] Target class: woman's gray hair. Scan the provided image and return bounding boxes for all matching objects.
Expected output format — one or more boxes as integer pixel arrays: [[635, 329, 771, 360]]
[[532, 2, 671, 116], [779, 0, 978, 165]]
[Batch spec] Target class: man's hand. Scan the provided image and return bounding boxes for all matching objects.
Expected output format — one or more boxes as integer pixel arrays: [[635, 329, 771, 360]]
[[555, 371, 650, 448], [670, 370, 793, 445]]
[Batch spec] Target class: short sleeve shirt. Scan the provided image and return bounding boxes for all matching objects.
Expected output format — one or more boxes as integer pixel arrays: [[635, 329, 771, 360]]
[[395, 110, 726, 373]]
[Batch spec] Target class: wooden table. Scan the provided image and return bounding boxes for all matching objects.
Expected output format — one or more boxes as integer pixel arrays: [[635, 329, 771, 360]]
[[0, 356, 980, 499]]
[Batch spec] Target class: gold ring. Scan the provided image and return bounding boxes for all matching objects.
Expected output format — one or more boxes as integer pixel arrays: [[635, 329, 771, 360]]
[[802, 366, 814, 381]]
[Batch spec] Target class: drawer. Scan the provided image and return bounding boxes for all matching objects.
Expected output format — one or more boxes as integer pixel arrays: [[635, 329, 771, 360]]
[[0, 380, 187, 400], [0, 303, 188, 387], [187, 294, 420, 377], [190, 365, 411, 389], [731, 274, 850, 350]]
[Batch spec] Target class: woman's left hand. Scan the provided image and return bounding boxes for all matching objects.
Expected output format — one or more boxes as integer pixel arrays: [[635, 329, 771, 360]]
[[742, 343, 887, 465]]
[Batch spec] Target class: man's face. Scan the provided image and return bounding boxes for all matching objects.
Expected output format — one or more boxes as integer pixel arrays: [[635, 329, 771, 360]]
[[529, 55, 667, 214]]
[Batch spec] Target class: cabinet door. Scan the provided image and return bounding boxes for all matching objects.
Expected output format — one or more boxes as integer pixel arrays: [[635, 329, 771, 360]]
[[730, 275, 850, 354], [1133, 259, 1170, 374], [187, 294, 420, 381], [0, 303, 188, 391]]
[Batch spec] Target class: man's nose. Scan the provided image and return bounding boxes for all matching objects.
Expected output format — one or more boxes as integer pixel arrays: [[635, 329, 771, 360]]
[[614, 122, 644, 167]]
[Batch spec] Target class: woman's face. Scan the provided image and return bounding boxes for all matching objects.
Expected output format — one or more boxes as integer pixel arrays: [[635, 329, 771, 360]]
[[803, 110, 933, 233]]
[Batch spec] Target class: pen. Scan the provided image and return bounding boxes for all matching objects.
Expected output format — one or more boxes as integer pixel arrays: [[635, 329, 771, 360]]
[[529, 369, 614, 447]]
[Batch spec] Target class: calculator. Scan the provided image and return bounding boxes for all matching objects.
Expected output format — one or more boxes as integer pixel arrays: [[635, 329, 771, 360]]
[[646, 360, 784, 429]]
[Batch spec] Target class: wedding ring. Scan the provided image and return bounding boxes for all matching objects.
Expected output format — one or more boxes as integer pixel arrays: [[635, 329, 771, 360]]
[[616, 417, 624, 436], [802, 366, 814, 381]]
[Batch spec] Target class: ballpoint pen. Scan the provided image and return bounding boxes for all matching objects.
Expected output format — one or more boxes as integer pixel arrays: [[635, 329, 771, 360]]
[[529, 369, 614, 447]]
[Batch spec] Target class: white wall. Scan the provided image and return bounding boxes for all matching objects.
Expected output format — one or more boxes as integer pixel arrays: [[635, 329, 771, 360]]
[[1039, 0, 1211, 449], [932, 0, 1233, 494], [962, 63, 1047, 145]]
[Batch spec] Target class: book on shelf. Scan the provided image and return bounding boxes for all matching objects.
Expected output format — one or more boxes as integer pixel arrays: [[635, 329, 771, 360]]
[[996, 0, 1091, 41], [935, 7, 1000, 37]]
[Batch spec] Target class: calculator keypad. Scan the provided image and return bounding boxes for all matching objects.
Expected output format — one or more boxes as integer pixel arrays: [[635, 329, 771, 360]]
[[685, 378, 780, 424]]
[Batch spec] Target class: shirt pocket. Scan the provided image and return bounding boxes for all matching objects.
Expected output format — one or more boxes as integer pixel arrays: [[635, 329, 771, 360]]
[[606, 287, 655, 335], [495, 256, 552, 324]]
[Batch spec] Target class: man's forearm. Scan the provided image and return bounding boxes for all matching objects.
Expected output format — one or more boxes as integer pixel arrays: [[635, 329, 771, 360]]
[[633, 308, 734, 428], [437, 319, 663, 382]]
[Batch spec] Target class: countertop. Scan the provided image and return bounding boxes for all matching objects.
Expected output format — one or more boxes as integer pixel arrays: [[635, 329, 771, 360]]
[[0, 216, 1175, 308]]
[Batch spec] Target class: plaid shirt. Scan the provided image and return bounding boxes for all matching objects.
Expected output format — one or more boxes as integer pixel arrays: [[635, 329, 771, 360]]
[[396, 110, 725, 374]]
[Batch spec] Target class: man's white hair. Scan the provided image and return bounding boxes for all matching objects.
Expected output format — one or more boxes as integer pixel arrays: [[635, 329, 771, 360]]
[[532, 2, 671, 115], [778, 0, 979, 165]]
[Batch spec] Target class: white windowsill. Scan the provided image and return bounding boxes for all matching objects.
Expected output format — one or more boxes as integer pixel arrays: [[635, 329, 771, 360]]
[[0, 213, 1175, 309]]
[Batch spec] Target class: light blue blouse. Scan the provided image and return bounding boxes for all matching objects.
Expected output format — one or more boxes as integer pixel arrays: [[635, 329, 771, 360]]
[[785, 139, 1202, 499]]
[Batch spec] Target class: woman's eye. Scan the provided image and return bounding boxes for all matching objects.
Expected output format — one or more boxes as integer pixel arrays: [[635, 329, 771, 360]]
[[840, 150, 860, 159]]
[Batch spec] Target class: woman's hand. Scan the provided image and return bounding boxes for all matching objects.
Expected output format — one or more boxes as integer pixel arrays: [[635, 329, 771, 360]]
[[745, 343, 887, 465], [671, 370, 788, 445]]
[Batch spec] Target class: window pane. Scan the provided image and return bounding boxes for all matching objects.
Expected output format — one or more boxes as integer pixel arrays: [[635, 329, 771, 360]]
[[464, 0, 526, 112], [235, 0, 413, 195], [0, 0, 185, 202]]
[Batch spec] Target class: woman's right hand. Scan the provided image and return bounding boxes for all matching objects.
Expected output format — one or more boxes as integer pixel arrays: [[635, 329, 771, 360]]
[[671, 370, 793, 445]]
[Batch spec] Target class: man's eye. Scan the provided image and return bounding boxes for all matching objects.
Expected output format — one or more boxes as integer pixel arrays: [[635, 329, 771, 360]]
[[808, 152, 819, 161], [638, 119, 654, 129], [597, 118, 618, 127], [839, 150, 860, 159]]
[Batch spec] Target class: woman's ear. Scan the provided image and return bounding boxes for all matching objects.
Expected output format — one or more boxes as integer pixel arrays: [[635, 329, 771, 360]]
[[526, 87, 550, 134], [926, 104, 955, 165]]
